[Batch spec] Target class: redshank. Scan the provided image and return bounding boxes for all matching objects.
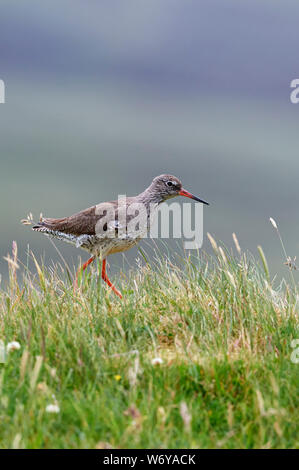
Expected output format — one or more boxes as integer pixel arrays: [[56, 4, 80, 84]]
[[26, 175, 209, 298]]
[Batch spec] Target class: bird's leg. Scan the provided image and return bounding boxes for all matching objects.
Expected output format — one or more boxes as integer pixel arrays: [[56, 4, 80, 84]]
[[101, 259, 123, 299], [74, 256, 95, 289]]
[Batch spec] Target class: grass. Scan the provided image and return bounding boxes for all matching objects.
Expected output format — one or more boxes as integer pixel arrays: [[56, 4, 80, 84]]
[[0, 235, 298, 449]]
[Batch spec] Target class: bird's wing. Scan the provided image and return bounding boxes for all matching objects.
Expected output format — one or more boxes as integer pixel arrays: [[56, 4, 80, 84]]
[[33, 204, 108, 236], [33, 198, 138, 237]]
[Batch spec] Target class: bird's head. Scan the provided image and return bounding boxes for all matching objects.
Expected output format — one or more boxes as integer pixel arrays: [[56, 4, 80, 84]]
[[149, 174, 209, 205]]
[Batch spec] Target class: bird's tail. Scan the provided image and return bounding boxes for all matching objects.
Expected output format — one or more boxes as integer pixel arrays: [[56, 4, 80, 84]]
[[21, 212, 51, 234], [22, 213, 77, 245]]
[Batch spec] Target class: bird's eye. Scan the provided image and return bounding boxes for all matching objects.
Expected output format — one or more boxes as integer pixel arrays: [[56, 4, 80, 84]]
[[166, 181, 173, 187]]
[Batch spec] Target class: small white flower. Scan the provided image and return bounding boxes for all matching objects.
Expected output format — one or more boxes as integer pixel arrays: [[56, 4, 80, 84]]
[[269, 217, 278, 229], [151, 357, 163, 366], [45, 403, 60, 414], [6, 341, 21, 353]]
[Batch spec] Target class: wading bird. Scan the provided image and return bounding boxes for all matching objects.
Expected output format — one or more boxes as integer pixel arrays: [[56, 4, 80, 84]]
[[25, 175, 209, 299]]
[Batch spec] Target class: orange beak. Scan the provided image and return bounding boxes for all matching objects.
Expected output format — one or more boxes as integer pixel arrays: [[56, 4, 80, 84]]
[[179, 188, 209, 205]]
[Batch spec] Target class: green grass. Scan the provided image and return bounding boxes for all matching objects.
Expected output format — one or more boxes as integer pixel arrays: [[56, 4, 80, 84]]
[[0, 238, 298, 449]]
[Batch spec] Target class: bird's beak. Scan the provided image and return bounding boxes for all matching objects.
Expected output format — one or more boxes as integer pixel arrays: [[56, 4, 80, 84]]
[[179, 188, 209, 205]]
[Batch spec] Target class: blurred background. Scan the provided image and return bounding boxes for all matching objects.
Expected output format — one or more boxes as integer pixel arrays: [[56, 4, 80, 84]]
[[1, 0, 299, 281]]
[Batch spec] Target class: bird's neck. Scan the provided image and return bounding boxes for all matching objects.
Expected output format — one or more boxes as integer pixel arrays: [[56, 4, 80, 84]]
[[137, 186, 165, 205]]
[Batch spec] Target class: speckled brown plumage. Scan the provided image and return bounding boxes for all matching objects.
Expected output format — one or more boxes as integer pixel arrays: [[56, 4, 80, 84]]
[[28, 174, 209, 299]]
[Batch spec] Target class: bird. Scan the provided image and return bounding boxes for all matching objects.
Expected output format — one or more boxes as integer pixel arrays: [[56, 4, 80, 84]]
[[25, 174, 209, 299]]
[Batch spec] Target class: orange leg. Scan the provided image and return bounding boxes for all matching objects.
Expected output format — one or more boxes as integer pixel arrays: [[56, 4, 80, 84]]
[[101, 259, 122, 299], [74, 256, 95, 289]]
